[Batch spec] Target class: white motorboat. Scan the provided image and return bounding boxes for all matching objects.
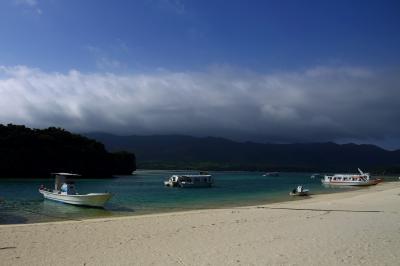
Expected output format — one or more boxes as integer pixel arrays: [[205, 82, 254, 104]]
[[164, 174, 213, 188], [321, 168, 383, 186], [39, 173, 112, 208], [262, 172, 280, 177], [289, 185, 309, 196]]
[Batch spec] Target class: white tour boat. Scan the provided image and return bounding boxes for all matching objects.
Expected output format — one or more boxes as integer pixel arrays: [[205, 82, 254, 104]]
[[164, 174, 213, 188], [39, 173, 112, 208], [321, 168, 382, 186]]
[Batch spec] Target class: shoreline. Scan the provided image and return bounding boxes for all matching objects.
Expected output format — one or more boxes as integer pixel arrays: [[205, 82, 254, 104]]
[[2, 172, 398, 226], [1, 182, 399, 265], [0, 181, 396, 228]]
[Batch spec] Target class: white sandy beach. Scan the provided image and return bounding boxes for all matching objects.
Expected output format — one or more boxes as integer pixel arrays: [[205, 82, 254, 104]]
[[1, 182, 400, 266]]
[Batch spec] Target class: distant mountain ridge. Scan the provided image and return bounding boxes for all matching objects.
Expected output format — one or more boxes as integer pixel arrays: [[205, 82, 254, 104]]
[[86, 133, 400, 173]]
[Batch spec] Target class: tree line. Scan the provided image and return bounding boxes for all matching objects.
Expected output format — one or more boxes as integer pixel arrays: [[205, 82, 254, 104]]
[[0, 124, 136, 178]]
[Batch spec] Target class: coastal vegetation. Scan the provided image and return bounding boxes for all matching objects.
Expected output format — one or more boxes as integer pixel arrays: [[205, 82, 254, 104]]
[[0, 124, 136, 178]]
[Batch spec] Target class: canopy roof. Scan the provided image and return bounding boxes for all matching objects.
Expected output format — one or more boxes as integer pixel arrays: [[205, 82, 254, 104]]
[[51, 173, 81, 177]]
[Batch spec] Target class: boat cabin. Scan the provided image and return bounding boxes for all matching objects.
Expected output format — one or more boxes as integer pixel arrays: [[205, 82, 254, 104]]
[[60, 181, 77, 195], [324, 173, 369, 183], [179, 175, 212, 183], [53, 173, 80, 194], [164, 174, 213, 188]]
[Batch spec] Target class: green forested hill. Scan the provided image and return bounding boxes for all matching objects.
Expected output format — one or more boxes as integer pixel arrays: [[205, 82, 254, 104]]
[[0, 125, 136, 178]]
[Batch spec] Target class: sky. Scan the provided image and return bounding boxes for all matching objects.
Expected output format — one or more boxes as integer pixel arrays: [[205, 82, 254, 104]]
[[1, 0, 400, 149]]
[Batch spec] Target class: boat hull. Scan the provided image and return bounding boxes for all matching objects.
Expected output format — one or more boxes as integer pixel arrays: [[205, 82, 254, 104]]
[[164, 181, 180, 187], [179, 182, 212, 188], [39, 189, 112, 207], [289, 191, 309, 196], [321, 179, 382, 186]]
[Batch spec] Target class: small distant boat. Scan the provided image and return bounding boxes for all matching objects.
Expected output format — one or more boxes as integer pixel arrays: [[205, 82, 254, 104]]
[[164, 173, 213, 188], [321, 168, 383, 186], [262, 172, 280, 177], [289, 185, 309, 196], [310, 173, 322, 179], [39, 173, 112, 208]]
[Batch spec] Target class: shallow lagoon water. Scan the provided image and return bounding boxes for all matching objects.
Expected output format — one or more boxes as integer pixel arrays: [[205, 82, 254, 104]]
[[0, 170, 393, 224]]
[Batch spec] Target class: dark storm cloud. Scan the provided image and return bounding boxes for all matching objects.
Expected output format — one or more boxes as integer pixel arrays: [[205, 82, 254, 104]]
[[0, 65, 399, 145]]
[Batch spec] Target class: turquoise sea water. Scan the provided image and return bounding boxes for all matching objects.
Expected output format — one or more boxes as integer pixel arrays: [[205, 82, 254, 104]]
[[0, 170, 395, 224]]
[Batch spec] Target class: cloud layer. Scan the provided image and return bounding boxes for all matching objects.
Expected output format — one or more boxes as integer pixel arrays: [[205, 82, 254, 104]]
[[0, 65, 399, 146]]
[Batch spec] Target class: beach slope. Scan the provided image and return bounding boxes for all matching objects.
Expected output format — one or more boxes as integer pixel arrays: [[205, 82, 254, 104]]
[[1, 182, 400, 265]]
